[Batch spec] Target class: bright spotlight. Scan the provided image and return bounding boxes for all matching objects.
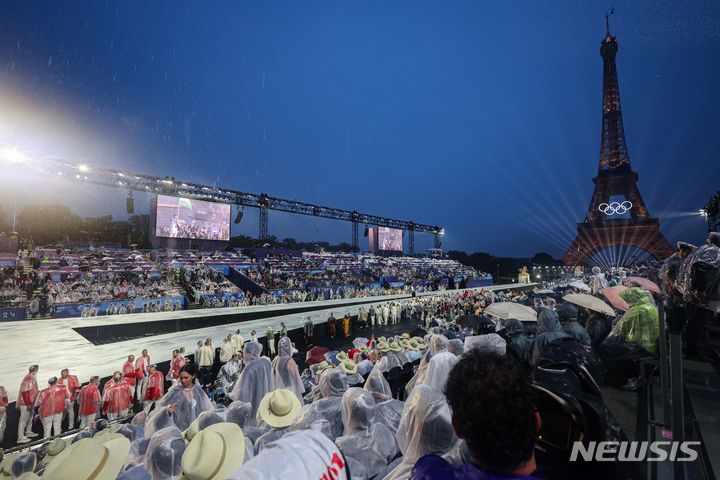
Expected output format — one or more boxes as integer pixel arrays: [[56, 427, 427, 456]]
[[78, 164, 89, 172], [0, 146, 27, 164]]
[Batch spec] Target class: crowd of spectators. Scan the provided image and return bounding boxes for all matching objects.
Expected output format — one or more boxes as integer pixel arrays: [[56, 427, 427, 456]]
[[1, 231, 719, 479]]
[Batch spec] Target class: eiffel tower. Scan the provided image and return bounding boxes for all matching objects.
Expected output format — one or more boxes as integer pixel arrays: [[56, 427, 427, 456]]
[[564, 18, 673, 266]]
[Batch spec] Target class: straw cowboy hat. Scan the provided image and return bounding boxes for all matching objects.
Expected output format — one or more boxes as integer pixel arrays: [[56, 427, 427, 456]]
[[16, 474, 40, 480], [315, 360, 332, 374], [400, 333, 411, 339], [0, 453, 17, 480], [377, 342, 391, 353], [408, 339, 420, 351], [180, 423, 245, 480], [339, 359, 358, 375], [257, 389, 302, 429], [39, 438, 68, 469], [378, 336, 387, 343], [358, 344, 369, 352], [389, 342, 402, 353], [335, 351, 349, 362], [43, 437, 131, 480], [400, 339, 413, 350]]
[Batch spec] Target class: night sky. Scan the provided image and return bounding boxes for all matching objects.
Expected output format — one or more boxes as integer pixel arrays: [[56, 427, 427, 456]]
[[1, 1, 718, 258]]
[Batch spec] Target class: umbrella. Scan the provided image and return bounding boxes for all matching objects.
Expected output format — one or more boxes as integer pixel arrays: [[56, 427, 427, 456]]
[[456, 314, 495, 332], [484, 302, 537, 321], [622, 277, 660, 294], [601, 285, 630, 312], [562, 293, 616, 316], [305, 346, 329, 365], [568, 281, 591, 292]]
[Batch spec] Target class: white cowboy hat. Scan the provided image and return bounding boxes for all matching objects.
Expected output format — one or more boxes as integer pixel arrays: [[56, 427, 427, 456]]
[[339, 359, 358, 375], [43, 437, 131, 480], [257, 389, 302, 429], [180, 422, 245, 480]]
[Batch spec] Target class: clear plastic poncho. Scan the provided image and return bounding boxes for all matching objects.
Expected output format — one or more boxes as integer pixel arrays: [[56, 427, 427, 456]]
[[363, 366, 392, 403], [145, 381, 213, 435], [608, 288, 660, 355], [429, 335, 449, 355], [531, 308, 570, 364], [143, 427, 185, 480], [271, 338, 305, 401], [290, 368, 348, 441], [423, 351, 458, 393], [228, 430, 349, 480], [675, 242, 720, 311], [217, 360, 242, 391], [334, 388, 398, 479], [404, 349, 432, 397], [229, 357, 272, 427], [254, 427, 290, 454], [377, 352, 402, 373], [362, 366, 404, 433], [225, 401, 257, 463], [464, 334, 507, 356], [384, 384, 457, 480], [447, 339, 465, 356]]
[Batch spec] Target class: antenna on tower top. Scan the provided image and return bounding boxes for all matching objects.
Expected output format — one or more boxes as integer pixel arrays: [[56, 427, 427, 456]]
[[605, 8, 614, 36]]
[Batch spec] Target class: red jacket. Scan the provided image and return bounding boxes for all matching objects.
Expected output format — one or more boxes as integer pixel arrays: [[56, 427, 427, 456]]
[[17, 373, 38, 407], [122, 361, 137, 386], [102, 381, 133, 414], [57, 375, 81, 402], [144, 370, 165, 401], [0, 385, 8, 408], [37, 384, 69, 417], [78, 384, 101, 415]]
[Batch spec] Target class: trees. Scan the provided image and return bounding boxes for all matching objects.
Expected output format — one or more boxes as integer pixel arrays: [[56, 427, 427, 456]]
[[16, 205, 83, 245]]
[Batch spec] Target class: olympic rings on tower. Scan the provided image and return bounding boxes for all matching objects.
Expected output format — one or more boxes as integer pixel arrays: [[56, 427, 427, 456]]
[[598, 201, 633, 215]]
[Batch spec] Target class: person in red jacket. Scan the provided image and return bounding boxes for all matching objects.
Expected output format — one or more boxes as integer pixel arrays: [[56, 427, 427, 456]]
[[0, 384, 8, 444], [134, 349, 151, 401], [57, 368, 80, 430], [16, 364, 40, 443], [36, 376, 69, 439], [142, 364, 165, 413], [102, 372, 133, 421], [77, 376, 101, 428], [168, 349, 186, 387], [122, 354, 137, 389]]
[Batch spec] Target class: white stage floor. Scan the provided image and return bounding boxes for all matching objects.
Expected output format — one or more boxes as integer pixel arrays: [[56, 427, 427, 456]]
[[0, 283, 533, 399]]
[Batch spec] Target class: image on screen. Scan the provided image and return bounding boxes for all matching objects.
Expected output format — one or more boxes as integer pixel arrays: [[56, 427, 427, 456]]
[[378, 227, 403, 251], [155, 195, 231, 241]]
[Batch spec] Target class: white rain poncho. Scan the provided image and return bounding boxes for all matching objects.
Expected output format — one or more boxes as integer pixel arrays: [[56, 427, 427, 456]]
[[217, 359, 242, 391], [254, 426, 290, 454], [144, 381, 213, 436], [228, 430, 349, 480], [225, 401, 257, 463], [429, 334, 449, 355], [290, 368, 348, 441], [464, 334, 507, 356], [377, 352, 402, 373], [229, 343, 272, 427], [384, 384, 458, 480], [447, 339, 465, 356], [334, 388, 398, 479], [124, 437, 151, 470], [423, 351, 457, 393], [404, 348, 432, 397], [363, 366, 404, 433], [271, 337, 305, 401], [143, 427, 186, 480]]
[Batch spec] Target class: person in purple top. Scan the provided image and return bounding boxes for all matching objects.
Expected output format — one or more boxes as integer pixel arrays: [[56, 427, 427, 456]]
[[411, 350, 552, 480]]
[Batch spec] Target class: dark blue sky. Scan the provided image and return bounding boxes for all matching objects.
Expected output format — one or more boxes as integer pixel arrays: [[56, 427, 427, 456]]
[[1, 1, 718, 257]]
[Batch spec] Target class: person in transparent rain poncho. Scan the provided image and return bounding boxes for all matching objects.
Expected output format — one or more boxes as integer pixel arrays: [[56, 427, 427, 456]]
[[383, 384, 458, 480], [423, 335, 458, 393], [363, 366, 404, 434], [334, 387, 398, 480], [447, 338, 465, 356], [217, 354, 242, 392], [225, 400, 258, 462], [119, 426, 186, 480], [253, 389, 302, 454], [144, 363, 213, 436], [376, 345, 402, 373], [271, 337, 305, 401], [290, 368, 348, 441], [229, 342, 272, 427]]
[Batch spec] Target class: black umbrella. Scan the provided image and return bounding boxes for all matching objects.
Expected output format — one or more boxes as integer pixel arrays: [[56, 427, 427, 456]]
[[457, 314, 494, 333]]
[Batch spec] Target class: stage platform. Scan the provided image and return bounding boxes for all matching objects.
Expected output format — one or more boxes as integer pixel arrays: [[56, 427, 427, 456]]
[[0, 283, 536, 401]]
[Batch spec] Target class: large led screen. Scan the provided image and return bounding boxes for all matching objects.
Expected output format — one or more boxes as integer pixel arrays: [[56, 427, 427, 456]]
[[155, 195, 231, 241], [378, 227, 403, 252]]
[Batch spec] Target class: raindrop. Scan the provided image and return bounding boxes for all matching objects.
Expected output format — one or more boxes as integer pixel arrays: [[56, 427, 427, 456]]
[[48, 56, 53, 66]]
